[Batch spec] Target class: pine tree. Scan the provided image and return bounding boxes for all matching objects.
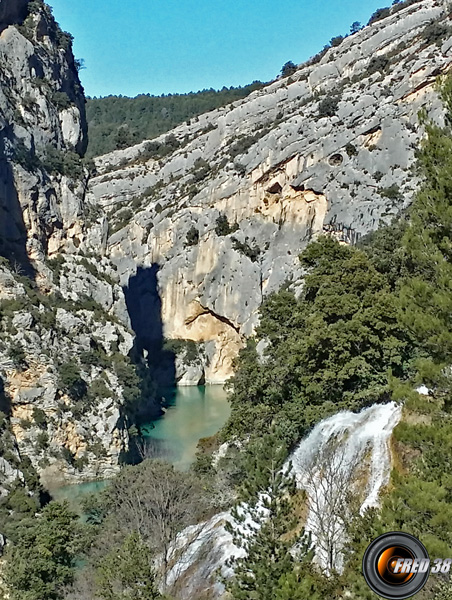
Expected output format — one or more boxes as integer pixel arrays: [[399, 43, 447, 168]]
[[398, 76, 452, 390], [95, 532, 161, 600], [225, 436, 311, 600], [4, 501, 81, 600]]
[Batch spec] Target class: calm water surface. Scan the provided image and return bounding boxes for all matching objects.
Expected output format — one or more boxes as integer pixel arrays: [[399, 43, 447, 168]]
[[143, 385, 230, 470], [52, 385, 230, 506]]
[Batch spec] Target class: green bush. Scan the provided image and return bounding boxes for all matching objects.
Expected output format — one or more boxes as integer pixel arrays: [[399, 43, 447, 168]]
[[280, 61, 297, 77], [318, 94, 340, 118], [379, 184, 402, 200], [58, 363, 87, 401], [36, 431, 49, 451], [330, 35, 344, 47], [185, 226, 200, 247], [31, 408, 47, 428], [215, 213, 239, 236], [8, 343, 27, 370], [51, 91, 71, 110], [368, 7, 391, 25], [109, 208, 133, 235], [232, 237, 261, 262], [89, 378, 112, 401], [12, 141, 42, 172], [345, 143, 358, 157], [42, 146, 84, 179], [422, 22, 451, 46], [367, 55, 390, 75], [141, 134, 180, 160], [191, 157, 211, 183]]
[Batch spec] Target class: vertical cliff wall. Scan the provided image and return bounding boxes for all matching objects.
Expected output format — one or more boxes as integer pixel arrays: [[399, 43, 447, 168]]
[[89, 0, 452, 383], [0, 0, 136, 486]]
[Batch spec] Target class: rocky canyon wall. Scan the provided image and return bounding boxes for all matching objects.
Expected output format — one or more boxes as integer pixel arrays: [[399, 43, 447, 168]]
[[89, 0, 452, 384], [0, 0, 135, 486]]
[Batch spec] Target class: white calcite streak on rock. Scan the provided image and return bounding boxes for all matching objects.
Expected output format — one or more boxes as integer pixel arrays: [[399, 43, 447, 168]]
[[166, 402, 402, 597]]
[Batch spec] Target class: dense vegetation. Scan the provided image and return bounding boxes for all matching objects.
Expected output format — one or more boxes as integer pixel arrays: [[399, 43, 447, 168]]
[[3, 73, 452, 599], [218, 74, 452, 598], [2, 4, 452, 596], [86, 82, 264, 157]]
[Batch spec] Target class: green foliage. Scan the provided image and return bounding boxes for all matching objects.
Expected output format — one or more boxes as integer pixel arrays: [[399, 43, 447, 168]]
[[58, 362, 88, 402], [280, 61, 297, 77], [8, 342, 27, 369], [185, 225, 200, 247], [36, 431, 49, 451], [47, 255, 65, 283], [358, 217, 408, 289], [379, 183, 401, 200], [28, 0, 44, 14], [422, 22, 451, 46], [368, 7, 391, 25], [51, 91, 72, 110], [0, 480, 40, 543], [231, 237, 261, 262], [367, 55, 390, 75], [229, 128, 272, 159], [225, 236, 414, 439], [42, 146, 84, 180], [12, 141, 42, 172], [225, 440, 313, 600], [89, 378, 112, 401], [215, 213, 239, 236], [86, 82, 264, 157], [345, 142, 358, 157], [95, 532, 161, 599], [330, 35, 344, 47], [109, 208, 133, 235], [396, 79, 452, 385], [114, 125, 136, 150], [32, 407, 47, 428], [4, 501, 81, 600], [162, 338, 199, 363], [318, 94, 340, 118]]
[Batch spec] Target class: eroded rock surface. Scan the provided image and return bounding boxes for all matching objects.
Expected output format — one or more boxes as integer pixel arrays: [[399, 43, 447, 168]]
[[89, 0, 452, 382], [0, 1, 133, 484]]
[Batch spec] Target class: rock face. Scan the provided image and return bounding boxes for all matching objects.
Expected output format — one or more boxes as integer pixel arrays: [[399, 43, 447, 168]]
[[2, 0, 452, 486], [89, 0, 452, 383], [0, 1, 134, 484]]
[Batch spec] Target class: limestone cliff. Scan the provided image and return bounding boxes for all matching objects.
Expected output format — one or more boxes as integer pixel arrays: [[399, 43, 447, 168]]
[[89, 0, 452, 383], [2, 0, 452, 490], [0, 0, 135, 487]]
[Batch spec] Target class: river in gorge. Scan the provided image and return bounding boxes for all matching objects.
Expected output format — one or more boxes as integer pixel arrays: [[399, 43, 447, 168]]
[[52, 385, 230, 508]]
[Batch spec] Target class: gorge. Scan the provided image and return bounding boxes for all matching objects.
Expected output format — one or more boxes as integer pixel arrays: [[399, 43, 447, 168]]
[[1, 0, 452, 598]]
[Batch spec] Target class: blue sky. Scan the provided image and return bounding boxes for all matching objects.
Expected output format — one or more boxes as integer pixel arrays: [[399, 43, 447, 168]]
[[48, 0, 388, 98]]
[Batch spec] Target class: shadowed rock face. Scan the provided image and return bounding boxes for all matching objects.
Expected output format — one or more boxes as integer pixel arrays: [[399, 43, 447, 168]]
[[88, 0, 452, 383], [0, 2, 134, 484], [0, 0, 29, 32]]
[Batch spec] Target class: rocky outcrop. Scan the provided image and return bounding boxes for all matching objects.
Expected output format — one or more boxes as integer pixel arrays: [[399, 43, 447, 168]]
[[89, 0, 452, 383], [2, 0, 452, 484], [0, 1, 135, 483]]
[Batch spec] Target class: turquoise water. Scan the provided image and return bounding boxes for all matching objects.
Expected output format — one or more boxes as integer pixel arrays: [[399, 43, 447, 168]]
[[51, 385, 230, 504], [51, 479, 109, 511], [142, 385, 230, 470]]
